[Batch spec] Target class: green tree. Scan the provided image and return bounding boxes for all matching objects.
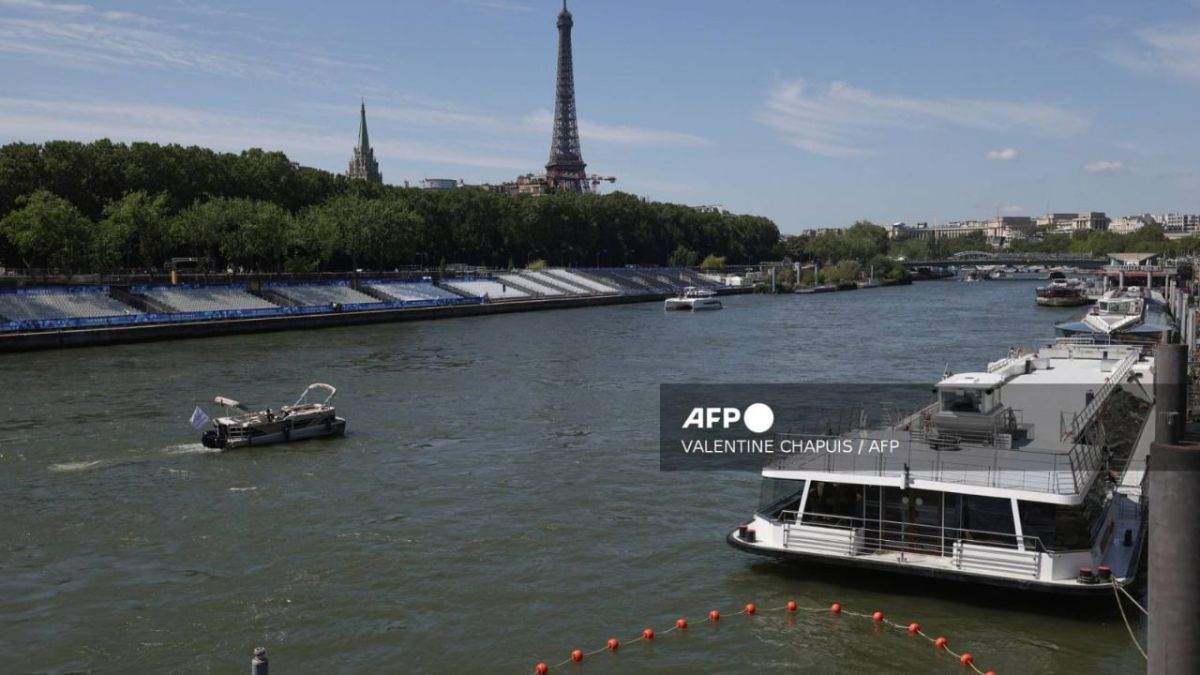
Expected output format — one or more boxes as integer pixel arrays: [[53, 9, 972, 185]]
[[0, 190, 94, 270], [94, 191, 171, 271]]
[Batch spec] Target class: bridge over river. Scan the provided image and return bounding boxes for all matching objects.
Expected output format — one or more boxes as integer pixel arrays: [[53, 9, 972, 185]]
[[900, 251, 1107, 268]]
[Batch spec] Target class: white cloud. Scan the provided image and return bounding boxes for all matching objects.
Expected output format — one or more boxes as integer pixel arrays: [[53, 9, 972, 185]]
[[1083, 160, 1125, 173], [467, 0, 533, 11], [0, 97, 535, 172], [759, 79, 1086, 158], [999, 205, 1024, 215], [1111, 23, 1200, 82], [0, 0, 91, 13], [986, 148, 1019, 161], [318, 103, 711, 149]]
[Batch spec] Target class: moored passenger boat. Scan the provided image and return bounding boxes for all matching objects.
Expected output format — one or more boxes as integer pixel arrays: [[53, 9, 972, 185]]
[[1055, 286, 1174, 343], [728, 341, 1153, 593], [1035, 278, 1091, 307]]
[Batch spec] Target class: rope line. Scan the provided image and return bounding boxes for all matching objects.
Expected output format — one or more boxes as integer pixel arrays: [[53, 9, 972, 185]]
[[530, 600, 998, 674], [1110, 579, 1149, 661], [1113, 579, 1149, 616]]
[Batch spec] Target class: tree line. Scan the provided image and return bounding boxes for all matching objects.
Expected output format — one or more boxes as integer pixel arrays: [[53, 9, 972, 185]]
[[0, 140, 780, 273]]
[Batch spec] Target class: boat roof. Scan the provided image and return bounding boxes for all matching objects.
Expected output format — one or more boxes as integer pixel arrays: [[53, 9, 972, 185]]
[[766, 343, 1154, 504], [937, 372, 1002, 389]]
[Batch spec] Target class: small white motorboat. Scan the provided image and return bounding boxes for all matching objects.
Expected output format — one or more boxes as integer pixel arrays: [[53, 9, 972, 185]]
[[664, 286, 722, 311], [201, 383, 346, 450]]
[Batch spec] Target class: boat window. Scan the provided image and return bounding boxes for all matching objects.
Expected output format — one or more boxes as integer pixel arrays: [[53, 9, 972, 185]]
[[941, 389, 983, 413], [801, 482, 861, 526], [1017, 501, 1055, 550], [958, 495, 1015, 544], [756, 478, 804, 517], [1018, 501, 1098, 550]]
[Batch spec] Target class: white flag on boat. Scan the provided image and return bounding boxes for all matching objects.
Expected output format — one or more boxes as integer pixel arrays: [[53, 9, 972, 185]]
[[189, 406, 211, 430]]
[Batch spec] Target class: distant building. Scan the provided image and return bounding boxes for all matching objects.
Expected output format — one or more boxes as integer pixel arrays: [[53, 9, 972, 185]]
[[420, 179, 462, 191], [1071, 211, 1109, 232], [347, 101, 382, 184], [1111, 214, 1156, 235], [1158, 213, 1200, 238], [1036, 212, 1079, 231], [693, 205, 730, 215]]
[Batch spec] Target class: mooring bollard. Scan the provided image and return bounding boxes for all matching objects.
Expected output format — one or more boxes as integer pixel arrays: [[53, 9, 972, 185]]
[[251, 646, 268, 675]]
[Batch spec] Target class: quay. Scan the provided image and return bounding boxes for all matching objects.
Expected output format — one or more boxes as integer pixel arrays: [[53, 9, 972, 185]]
[[0, 267, 750, 353]]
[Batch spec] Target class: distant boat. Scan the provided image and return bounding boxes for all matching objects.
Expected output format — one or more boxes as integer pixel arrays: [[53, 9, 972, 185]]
[[665, 286, 722, 311], [200, 383, 346, 450], [1035, 278, 1091, 307]]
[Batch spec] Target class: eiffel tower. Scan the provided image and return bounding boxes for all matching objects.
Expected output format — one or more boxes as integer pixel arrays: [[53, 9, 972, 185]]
[[545, 1, 588, 193]]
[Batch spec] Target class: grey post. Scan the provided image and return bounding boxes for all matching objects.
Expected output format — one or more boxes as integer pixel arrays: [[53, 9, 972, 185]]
[[1154, 344, 1186, 445], [251, 647, 268, 675], [1149, 343, 1200, 673]]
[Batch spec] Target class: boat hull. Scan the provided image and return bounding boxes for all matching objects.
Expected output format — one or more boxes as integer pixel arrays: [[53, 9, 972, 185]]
[[1035, 296, 1091, 307], [726, 529, 1142, 596], [664, 298, 722, 311], [202, 417, 347, 450]]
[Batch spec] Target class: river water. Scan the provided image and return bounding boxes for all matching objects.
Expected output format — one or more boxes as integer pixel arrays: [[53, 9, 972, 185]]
[[0, 280, 1143, 674]]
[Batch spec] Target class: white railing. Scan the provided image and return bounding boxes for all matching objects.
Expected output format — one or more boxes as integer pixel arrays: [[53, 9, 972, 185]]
[[782, 514, 1045, 578], [1060, 349, 1139, 442]]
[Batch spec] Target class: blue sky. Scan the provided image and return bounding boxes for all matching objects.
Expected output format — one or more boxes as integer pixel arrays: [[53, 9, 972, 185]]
[[2, 0, 1200, 233]]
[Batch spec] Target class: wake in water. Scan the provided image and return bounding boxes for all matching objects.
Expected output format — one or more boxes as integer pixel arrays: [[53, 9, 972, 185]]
[[161, 443, 222, 456], [48, 460, 104, 473]]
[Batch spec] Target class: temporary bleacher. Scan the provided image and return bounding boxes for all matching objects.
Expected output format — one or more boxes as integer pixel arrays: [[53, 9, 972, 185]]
[[545, 269, 619, 294], [268, 283, 379, 307], [496, 273, 565, 297], [0, 288, 138, 320], [584, 269, 658, 294], [368, 281, 461, 302], [138, 285, 278, 313], [443, 279, 530, 300], [520, 270, 591, 295]]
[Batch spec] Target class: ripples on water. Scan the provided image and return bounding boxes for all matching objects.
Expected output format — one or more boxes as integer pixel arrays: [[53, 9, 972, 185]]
[[0, 282, 1143, 674]]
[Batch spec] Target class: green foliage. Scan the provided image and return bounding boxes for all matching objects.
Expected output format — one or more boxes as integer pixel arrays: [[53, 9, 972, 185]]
[[527, 258, 548, 271], [95, 191, 171, 271], [700, 254, 726, 270], [668, 245, 699, 267], [0, 140, 781, 271], [0, 190, 93, 270]]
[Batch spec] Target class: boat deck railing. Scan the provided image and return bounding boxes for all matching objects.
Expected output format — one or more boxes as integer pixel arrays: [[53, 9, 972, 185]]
[[777, 511, 1047, 577], [1059, 349, 1140, 443], [769, 430, 1101, 496]]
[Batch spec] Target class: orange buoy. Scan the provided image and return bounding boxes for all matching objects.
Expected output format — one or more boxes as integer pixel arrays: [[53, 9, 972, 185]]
[[745, 603, 757, 615], [872, 611, 884, 622], [570, 649, 583, 663], [960, 653, 974, 666], [830, 603, 842, 614], [607, 638, 619, 651], [642, 628, 655, 640], [786, 600, 797, 612], [935, 637, 948, 650], [709, 609, 721, 622], [908, 622, 920, 634], [676, 618, 688, 630], [985, 671, 996, 675], [535, 663, 548, 675]]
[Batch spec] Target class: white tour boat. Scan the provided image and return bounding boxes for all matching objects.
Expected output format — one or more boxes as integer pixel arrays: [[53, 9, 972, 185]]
[[201, 383, 347, 450], [1055, 286, 1174, 343], [728, 341, 1153, 593], [665, 287, 723, 311]]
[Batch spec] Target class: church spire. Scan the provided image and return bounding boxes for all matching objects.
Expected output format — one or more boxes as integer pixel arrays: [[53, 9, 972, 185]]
[[347, 100, 382, 184], [357, 99, 370, 153]]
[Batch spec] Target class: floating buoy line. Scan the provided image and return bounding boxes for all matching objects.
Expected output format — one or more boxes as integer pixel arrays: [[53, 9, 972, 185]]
[[532, 600, 997, 674]]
